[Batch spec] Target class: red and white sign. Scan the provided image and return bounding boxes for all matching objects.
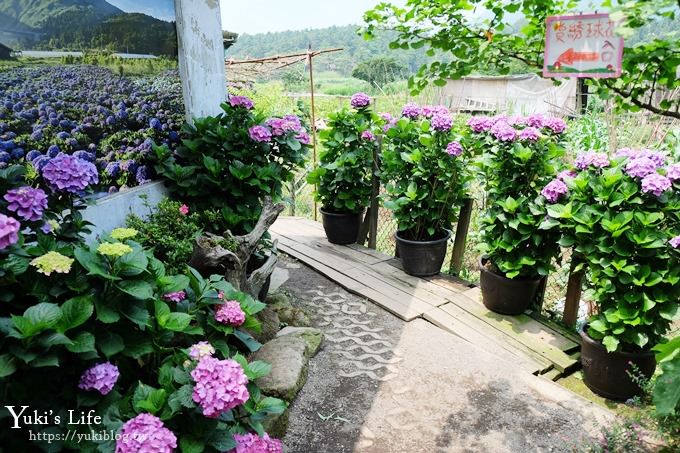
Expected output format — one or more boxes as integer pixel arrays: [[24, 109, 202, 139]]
[[543, 13, 624, 78]]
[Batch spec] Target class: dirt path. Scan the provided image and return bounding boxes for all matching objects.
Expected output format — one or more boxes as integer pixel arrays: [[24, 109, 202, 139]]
[[275, 256, 613, 453]]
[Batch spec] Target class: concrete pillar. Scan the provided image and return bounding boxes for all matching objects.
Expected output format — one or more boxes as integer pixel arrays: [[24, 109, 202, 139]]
[[174, 0, 227, 122]]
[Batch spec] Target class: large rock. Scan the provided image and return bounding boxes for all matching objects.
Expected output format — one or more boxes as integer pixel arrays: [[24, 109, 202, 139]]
[[277, 327, 323, 356], [252, 327, 324, 402], [267, 292, 312, 327], [250, 305, 280, 344]]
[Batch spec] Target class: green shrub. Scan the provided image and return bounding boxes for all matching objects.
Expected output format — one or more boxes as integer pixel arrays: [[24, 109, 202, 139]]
[[307, 97, 378, 213], [126, 198, 204, 273]]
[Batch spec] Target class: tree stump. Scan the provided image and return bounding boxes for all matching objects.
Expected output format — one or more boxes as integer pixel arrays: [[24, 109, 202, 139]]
[[189, 197, 285, 298]]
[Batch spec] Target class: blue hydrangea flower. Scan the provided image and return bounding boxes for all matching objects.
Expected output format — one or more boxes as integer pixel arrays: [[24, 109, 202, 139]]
[[47, 145, 60, 158]]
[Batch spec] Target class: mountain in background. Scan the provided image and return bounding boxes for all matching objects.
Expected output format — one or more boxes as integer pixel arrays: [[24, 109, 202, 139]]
[[226, 25, 435, 77], [0, 0, 177, 56]]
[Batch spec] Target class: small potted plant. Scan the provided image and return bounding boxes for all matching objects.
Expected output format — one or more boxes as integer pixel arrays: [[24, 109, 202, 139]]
[[468, 114, 566, 314], [380, 103, 470, 276], [541, 149, 680, 400], [307, 92, 377, 244]]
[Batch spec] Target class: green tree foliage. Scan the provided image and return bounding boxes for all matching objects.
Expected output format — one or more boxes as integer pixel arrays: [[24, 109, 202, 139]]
[[363, 0, 680, 118], [352, 56, 407, 86]]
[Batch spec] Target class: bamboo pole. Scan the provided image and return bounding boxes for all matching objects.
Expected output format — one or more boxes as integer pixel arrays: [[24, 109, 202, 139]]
[[307, 45, 318, 221]]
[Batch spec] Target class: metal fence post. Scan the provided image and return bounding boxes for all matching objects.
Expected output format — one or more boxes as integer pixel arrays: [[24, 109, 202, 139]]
[[449, 198, 473, 275]]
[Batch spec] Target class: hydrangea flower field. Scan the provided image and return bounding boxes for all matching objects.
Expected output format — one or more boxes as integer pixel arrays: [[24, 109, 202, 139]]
[[0, 66, 184, 193]]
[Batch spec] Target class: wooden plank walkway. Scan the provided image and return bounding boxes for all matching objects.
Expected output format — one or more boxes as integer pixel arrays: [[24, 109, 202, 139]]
[[271, 216, 581, 378]]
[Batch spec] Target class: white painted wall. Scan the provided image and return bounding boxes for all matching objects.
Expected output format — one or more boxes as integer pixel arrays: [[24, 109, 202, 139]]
[[174, 0, 227, 122]]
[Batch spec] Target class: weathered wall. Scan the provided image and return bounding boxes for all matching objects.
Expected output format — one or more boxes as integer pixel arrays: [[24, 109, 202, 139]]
[[442, 75, 577, 115], [174, 0, 227, 122]]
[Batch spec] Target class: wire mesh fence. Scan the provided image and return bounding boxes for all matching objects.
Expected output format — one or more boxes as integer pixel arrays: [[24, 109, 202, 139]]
[[282, 176, 574, 321]]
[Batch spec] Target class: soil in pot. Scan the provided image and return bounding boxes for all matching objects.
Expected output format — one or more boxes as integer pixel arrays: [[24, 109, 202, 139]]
[[580, 326, 656, 401], [479, 257, 543, 315], [320, 208, 364, 245], [395, 230, 450, 277]]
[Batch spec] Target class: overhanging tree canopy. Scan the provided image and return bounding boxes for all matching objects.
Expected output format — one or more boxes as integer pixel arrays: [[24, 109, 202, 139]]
[[363, 0, 680, 118]]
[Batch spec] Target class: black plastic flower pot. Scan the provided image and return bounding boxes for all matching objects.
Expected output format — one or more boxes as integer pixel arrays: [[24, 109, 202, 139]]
[[395, 230, 451, 277], [580, 326, 656, 401], [320, 208, 364, 245], [479, 257, 543, 315]]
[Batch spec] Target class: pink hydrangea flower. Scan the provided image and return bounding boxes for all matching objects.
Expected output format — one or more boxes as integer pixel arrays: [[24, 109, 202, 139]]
[[519, 126, 540, 141], [229, 95, 254, 110], [296, 131, 311, 145], [575, 152, 609, 170], [641, 173, 672, 197], [467, 116, 494, 133], [541, 179, 569, 203], [670, 235, 680, 248], [78, 362, 119, 395], [230, 432, 283, 453], [191, 356, 249, 418], [525, 113, 545, 128], [215, 300, 246, 327], [179, 204, 189, 215], [543, 117, 567, 134], [163, 291, 186, 303], [0, 213, 20, 250], [491, 122, 517, 142], [116, 413, 177, 453]]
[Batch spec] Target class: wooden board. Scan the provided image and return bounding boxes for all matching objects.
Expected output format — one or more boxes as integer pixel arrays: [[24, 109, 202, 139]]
[[272, 217, 581, 376]]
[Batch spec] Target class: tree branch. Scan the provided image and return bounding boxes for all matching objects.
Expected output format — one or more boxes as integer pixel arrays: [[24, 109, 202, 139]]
[[604, 81, 680, 119]]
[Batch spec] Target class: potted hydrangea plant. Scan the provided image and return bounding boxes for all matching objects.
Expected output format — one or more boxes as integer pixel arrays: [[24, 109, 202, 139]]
[[468, 114, 566, 314], [541, 148, 680, 400], [307, 92, 377, 244], [380, 103, 470, 276]]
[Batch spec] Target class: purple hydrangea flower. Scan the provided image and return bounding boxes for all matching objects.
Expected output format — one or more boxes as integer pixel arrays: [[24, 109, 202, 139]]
[[641, 173, 672, 197], [249, 125, 272, 143], [615, 147, 638, 160], [105, 162, 121, 179], [525, 113, 545, 128], [670, 235, 680, 248], [116, 413, 177, 453], [575, 152, 609, 170], [431, 113, 453, 132], [519, 127, 541, 141], [230, 432, 283, 453], [401, 103, 422, 119], [640, 149, 666, 167], [625, 157, 657, 179], [361, 130, 375, 142], [350, 92, 371, 109], [491, 122, 517, 142], [296, 131, 311, 145], [163, 291, 186, 303], [543, 117, 567, 134], [4, 186, 48, 222], [191, 356, 249, 418], [229, 95, 254, 110], [541, 179, 569, 203], [0, 214, 20, 250], [557, 170, 577, 181], [42, 154, 98, 193], [188, 341, 215, 360], [421, 105, 449, 118], [135, 165, 150, 184], [215, 300, 246, 327], [446, 141, 463, 157], [379, 112, 393, 122], [78, 362, 119, 395], [666, 163, 680, 182]]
